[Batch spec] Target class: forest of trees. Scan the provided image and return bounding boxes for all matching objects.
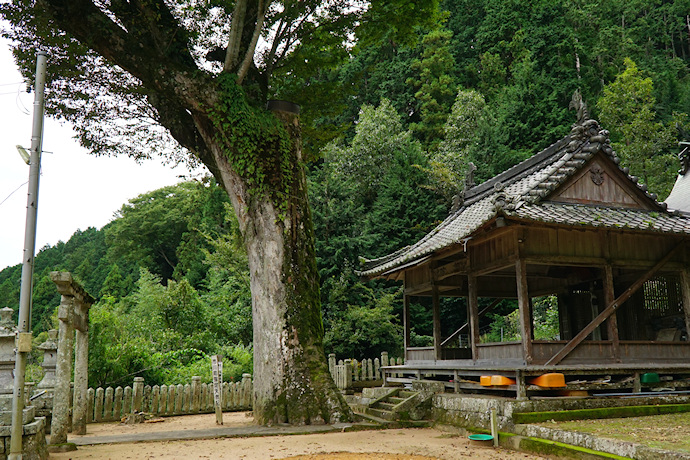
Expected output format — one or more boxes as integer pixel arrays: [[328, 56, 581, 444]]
[[2, 0, 690, 390]]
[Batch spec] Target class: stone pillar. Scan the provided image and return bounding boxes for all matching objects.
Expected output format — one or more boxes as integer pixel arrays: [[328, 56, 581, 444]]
[[50, 295, 74, 445], [133, 377, 145, 413], [71, 325, 89, 435]]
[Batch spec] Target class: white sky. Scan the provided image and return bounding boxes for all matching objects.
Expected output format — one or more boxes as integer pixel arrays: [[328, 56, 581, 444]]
[[0, 37, 202, 271]]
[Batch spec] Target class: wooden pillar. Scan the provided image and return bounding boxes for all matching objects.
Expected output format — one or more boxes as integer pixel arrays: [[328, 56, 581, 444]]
[[603, 265, 620, 361], [403, 294, 411, 361], [681, 269, 690, 341], [516, 260, 533, 364], [515, 369, 527, 401], [50, 295, 74, 445], [432, 286, 442, 361], [467, 275, 480, 360]]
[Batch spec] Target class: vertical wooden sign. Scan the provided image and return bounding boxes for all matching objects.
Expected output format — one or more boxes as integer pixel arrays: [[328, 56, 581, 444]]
[[211, 355, 223, 425]]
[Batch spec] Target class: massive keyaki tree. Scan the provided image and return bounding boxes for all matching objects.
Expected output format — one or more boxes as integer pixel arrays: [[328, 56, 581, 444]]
[[1, 0, 437, 424]]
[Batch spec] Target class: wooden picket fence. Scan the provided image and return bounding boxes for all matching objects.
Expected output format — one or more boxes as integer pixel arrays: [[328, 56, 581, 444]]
[[85, 374, 253, 423], [328, 351, 403, 390]]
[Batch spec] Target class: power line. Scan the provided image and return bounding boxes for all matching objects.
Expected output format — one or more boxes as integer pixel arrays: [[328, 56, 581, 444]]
[[0, 81, 24, 87], [0, 181, 28, 208]]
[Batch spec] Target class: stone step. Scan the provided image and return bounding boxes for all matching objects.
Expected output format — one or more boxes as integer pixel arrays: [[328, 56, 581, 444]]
[[377, 401, 397, 411], [365, 407, 395, 421], [354, 411, 396, 427]]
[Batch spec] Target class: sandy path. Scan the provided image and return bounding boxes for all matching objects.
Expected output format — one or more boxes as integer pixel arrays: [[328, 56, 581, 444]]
[[49, 413, 545, 460]]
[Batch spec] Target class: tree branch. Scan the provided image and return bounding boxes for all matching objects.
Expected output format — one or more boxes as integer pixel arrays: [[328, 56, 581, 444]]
[[236, 0, 267, 85], [224, 0, 248, 72], [39, 0, 216, 111]]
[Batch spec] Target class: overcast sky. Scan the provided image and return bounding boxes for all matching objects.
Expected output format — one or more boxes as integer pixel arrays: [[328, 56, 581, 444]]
[[0, 37, 202, 272]]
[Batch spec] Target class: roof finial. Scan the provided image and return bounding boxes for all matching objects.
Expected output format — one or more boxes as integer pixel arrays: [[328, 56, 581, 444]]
[[569, 89, 589, 125], [464, 162, 477, 190], [679, 142, 690, 176]]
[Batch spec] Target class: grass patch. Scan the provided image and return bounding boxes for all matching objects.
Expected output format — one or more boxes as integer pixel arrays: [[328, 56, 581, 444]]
[[538, 412, 690, 453], [514, 403, 690, 424]]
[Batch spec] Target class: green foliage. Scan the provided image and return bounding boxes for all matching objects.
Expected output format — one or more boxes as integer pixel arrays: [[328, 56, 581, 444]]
[[424, 89, 487, 200], [481, 296, 559, 343], [407, 26, 458, 146], [210, 73, 293, 209], [88, 266, 252, 387], [597, 58, 683, 199]]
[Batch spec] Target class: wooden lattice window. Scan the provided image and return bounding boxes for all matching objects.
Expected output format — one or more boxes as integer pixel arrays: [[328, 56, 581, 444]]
[[642, 274, 683, 319]]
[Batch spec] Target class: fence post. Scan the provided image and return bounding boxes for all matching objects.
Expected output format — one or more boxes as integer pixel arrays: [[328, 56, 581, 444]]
[[328, 353, 336, 377], [191, 376, 201, 413], [114, 386, 123, 420], [86, 388, 94, 423], [344, 360, 353, 391], [104, 387, 114, 421], [241, 374, 252, 409], [133, 377, 144, 413]]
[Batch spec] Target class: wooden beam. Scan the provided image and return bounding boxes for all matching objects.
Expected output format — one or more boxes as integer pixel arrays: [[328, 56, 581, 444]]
[[433, 259, 468, 281], [681, 269, 690, 344], [467, 275, 480, 360], [545, 241, 685, 366], [403, 294, 411, 362], [440, 298, 501, 347], [432, 286, 442, 361], [603, 264, 620, 362], [516, 259, 533, 364]]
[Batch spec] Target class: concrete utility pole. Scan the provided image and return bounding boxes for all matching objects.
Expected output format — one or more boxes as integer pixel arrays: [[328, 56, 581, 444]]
[[9, 51, 48, 460]]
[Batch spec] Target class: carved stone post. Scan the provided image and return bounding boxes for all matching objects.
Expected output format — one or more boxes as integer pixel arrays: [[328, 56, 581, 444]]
[[50, 294, 74, 445], [49, 272, 94, 444]]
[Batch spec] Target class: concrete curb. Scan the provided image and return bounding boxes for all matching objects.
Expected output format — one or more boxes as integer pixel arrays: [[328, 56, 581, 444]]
[[67, 422, 373, 446]]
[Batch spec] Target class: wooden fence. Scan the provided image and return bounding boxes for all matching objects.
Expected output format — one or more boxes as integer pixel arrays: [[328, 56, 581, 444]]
[[328, 351, 403, 390], [83, 352, 401, 421], [85, 374, 253, 423]]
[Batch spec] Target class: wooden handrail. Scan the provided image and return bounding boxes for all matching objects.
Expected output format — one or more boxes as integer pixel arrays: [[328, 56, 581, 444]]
[[440, 298, 501, 347]]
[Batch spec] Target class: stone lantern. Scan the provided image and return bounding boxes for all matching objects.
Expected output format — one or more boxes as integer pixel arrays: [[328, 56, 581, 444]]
[[37, 329, 58, 390], [0, 307, 17, 394]]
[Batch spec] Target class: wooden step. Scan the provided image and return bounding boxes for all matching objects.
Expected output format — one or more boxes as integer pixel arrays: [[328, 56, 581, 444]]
[[398, 390, 417, 399], [386, 397, 406, 404]]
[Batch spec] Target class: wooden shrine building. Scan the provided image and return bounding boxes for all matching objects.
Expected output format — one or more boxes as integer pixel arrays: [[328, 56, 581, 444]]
[[360, 102, 690, 397]]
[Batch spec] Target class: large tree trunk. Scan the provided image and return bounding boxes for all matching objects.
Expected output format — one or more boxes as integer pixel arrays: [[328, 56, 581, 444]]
[[29, 0, 352, 426], [209, 107, 352, 425]]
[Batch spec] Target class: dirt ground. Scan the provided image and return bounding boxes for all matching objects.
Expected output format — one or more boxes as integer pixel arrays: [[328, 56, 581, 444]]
[[50, 412, 547, 460]]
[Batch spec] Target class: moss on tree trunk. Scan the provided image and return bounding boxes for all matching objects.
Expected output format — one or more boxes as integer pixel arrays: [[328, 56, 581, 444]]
[[236, 108, 352, 425]]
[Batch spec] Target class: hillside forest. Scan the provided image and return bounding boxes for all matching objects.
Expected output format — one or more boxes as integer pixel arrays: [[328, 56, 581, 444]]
[[1, 0, 690, 388]]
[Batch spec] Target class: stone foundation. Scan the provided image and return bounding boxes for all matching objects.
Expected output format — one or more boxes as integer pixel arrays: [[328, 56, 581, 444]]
[[432, 392, 690, 431], [0, 418, 48, 460]]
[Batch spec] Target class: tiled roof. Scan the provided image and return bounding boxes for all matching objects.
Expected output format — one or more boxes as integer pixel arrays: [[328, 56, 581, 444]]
[[360, 118, 690, 277]]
